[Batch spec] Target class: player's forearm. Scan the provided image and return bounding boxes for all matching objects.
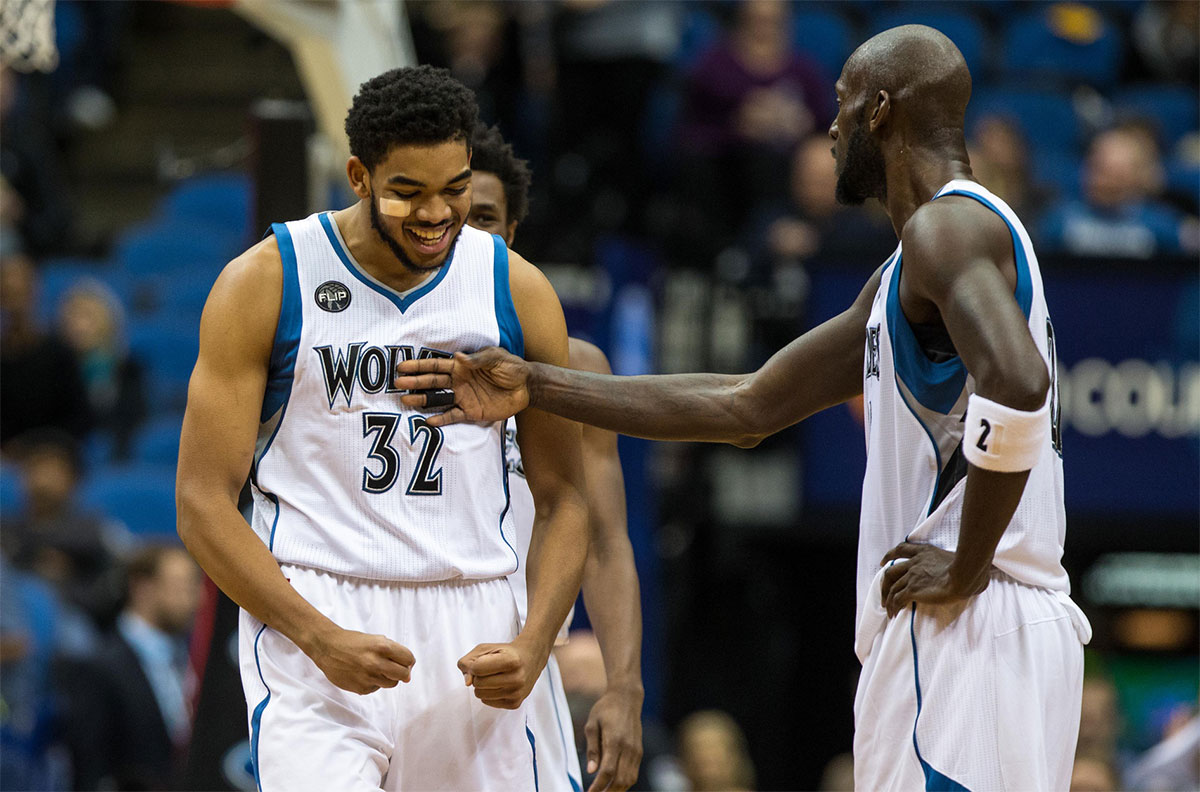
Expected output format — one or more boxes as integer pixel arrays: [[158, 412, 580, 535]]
[[525, 364, 760, 446], [582, 537, 643, 694], [948, 467, 1032, 591], [521, 495, 589, 657], [176, 493, 337, 652]]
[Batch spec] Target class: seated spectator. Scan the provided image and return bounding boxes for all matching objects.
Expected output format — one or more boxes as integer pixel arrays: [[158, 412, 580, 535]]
[[2, 431, 122, 628], [1125, 709, 1199, 791], [676, 0, 834, 246], [0, 255, 91, 448], [59, 545, 203, 791], [968, 114, 1051, 220], [1038, 124, 1199, 258], [57, 280, 146, 460], [677, 709, 756, 792], [1070, 755, 1122, 792]]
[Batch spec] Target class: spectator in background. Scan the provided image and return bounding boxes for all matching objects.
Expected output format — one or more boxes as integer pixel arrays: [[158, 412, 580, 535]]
[[60, 545, 203, 791], [57, 280, 146, 461], [1038, 124, 1199, 258], [677, 710, 756, 792], [1070, 755, 1122, 792], [2, 431, 121, 629], [677, 0, 833, 246], [968, 115, 1051, 221], [1125, 708, 1199, 792], [0, 255, 91, 448], [1076, 675, 1131, 782]]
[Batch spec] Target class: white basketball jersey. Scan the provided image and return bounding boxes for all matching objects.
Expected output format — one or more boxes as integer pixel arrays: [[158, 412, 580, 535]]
[[249, 214, 524, 582], [858, 180, 1068, 622], [504, 427, 573, 644]]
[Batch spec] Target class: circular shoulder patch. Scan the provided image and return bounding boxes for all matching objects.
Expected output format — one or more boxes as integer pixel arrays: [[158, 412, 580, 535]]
[[314, 281, 351, 312]]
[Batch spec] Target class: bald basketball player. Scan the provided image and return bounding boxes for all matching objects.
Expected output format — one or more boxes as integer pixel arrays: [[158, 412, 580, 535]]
[[398, 27, 1090, 791]]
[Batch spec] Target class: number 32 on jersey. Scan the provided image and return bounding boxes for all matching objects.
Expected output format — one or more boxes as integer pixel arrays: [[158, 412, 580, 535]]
[[361, 413, 444, 495]]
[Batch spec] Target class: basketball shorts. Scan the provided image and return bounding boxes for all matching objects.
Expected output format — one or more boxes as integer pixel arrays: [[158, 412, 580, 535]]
[[524, 653, 583, 792], [853, 570, 1091, 791], [238, 566, 537, 791]]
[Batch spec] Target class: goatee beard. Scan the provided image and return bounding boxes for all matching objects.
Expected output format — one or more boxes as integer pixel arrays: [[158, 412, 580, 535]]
[[835, 124, 886, 206], [368, 189, 460, 274]]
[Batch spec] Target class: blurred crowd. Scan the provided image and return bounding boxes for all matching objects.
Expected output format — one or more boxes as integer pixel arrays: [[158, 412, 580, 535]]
[[1, 0, 1197, 789]]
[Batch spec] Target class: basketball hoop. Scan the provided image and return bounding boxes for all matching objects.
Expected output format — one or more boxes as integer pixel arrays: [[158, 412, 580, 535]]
[[0, 0, 57, 73]]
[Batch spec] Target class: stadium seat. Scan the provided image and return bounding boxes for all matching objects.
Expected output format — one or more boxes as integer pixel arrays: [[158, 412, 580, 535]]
[[1030, 147, 1083, 200], [36, 258, 130, 325], [675, 6, 722, 70], [128, 318, 201, 411], [968, 87, 1084, 154], [114, 220, 241, 279], [160, 172, 253, 241], [1000, 5, 1122, 87], [79, 464, 178, 537], [157, 267, 220, 320], [133, 415, 184, 469], [792, 8, 856, 82], [1112, 86, 1200, 149], [870, 8, 988, 78], [0, 463, 23, 518]]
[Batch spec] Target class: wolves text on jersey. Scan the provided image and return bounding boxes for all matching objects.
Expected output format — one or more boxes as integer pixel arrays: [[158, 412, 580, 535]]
[[314, 343, 453, 408], [866, 324, 881, 379]]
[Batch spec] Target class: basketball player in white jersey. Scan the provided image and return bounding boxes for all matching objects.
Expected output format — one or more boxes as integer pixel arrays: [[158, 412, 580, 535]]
[[398, 27, 1091, 791], [468, 123, 644, 792], [176, 66, 589, 791]]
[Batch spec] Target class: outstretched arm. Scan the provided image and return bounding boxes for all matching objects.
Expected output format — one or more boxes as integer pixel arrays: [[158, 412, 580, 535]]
[[567, 339, 643, 792], [397, 267, 885, 446], [880, 199, 1051, 616]]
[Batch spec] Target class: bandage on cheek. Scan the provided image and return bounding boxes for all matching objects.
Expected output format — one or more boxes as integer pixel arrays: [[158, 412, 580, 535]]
[[378, 197, 411, 218]]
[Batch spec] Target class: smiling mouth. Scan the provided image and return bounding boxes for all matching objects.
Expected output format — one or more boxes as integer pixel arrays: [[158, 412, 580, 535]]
[[406, 225, 451, 254]]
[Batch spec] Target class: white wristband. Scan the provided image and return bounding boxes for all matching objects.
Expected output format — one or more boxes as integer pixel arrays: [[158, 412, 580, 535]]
[[962, 393, 1050, 473]]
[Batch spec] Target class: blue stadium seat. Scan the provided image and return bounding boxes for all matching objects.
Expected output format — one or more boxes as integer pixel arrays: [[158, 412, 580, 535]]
[[1000, 5, 1122, 87], [36, 258, 130, 325], [79, 465, 178, 537], [1164, 159, 1200, 205], [158, 268, 220, 319], [1030, 147, 1083, 199], [675, 6, 722, 70], [792, 8, 856, 82], [0, 463, 23, 518], [968, 87, 1084, 154], [128, 318, 201, 411], [1112, 86, 1200, 149], [114, 220, 241, 279], [132, 415, 184, 469], [870, 8, 988, 78], [160, 172, 252, 241]]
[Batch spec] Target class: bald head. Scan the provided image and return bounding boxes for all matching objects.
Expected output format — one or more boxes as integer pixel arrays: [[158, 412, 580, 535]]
[[842, 25, 972, 140]]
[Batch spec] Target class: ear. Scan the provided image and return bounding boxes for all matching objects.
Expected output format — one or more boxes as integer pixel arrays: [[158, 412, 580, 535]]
[[504, 221, 518, 247], [869, 90, 891, 133], [347, 156, 371, 201]]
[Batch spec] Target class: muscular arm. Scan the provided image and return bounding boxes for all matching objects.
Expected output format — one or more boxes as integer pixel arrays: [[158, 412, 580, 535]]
[[568, 339, 643, 791], [882, 199, 1051, 614], [399, 267, 884, 446], [510, 255, 590, 678], [177, 239, 412, 693]]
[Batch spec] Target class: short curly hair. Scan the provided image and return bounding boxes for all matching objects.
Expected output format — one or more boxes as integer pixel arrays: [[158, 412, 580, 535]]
[[345, 65, 479, 171], [469, 123, 532, 225]]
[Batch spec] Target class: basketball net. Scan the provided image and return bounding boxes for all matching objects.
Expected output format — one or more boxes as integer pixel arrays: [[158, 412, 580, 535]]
[[0, 0, 58, 73]]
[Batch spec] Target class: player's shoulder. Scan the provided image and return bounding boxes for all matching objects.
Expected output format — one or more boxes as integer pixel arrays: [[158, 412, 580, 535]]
[[902, 193, 1008, 266], [506, 247, 558, 304], [567, 338, 611, 375]]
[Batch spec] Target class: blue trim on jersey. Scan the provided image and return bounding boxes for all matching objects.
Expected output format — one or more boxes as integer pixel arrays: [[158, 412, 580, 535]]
[[526, 723, 540, 792], [265, 491, 281, 552], [886, 258, 968, 416], [934, 189, 1033, 321], [261, 223, 303, 422], [910, 606, 973, 792], [548, 663, 584, 792], [249, 623, 271, 792], [317, 212, 453, 313], [492, 235, 525, 357], [498, 419, 519, 569]]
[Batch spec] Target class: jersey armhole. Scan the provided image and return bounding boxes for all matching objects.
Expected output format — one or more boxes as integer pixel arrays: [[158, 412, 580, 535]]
[[492, 234, 525, 358], [261, 222, 303, 423]]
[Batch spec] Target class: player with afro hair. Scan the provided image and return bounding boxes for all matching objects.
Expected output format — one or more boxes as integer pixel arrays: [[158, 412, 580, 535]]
[[345, 65, 479, 170], [469, 122, 532, 228]]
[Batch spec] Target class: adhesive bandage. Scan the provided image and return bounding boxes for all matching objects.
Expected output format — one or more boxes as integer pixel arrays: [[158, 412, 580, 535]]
[[962, 392, 1050, 472], [378, 196, 411, 217]]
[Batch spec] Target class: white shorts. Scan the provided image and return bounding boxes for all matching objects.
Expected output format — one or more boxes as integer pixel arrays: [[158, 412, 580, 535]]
[[239, 566, 537, 792], [853, 571, 1090, 791], [524, 654, 582, 792]]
